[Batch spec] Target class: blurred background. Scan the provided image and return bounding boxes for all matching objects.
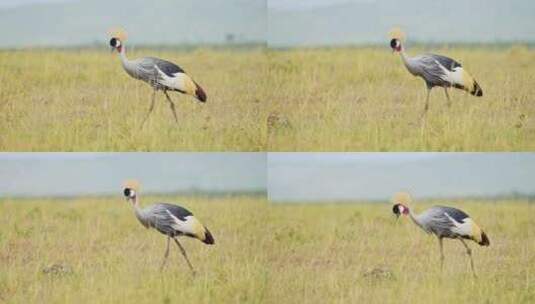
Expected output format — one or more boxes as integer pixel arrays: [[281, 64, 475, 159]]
[[3, 0, 534, 49], [0, 0, 265, 48], [268, 153, 535, 202], [0, 153, 266, 198], [268, 0, 535, 47]]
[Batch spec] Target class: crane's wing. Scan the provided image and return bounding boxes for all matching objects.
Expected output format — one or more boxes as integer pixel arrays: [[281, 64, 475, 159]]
[[138, 57, 186, 77], [426, 54, 462, 72], [434, 206, 469, 222], [143, 203, 208, 240], [411, 54, 450, 86], [420, 206, 472, 238], [144, 57, 186, 77], [157, 203, 193, 220], [132, 57, 186, 83], [141, 203, 191, 233], [417, 207, 454, 234]]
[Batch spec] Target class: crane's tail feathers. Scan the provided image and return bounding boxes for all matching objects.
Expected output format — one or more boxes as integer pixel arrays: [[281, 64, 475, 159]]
[[194, 82, 207, 103], [202, 228, 214, 245], [471, 80, 483, 97], [478, 231, 490, 246]]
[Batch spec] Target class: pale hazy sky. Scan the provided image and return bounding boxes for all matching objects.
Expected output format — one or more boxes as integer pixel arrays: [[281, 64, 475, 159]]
[[0, 0, 71, 8], [269, 0, 372, 10], [0, 153, 266, 197], [1, 0, 533, 47], [0, 0, 266, 47], [268, 153, 535, 202]]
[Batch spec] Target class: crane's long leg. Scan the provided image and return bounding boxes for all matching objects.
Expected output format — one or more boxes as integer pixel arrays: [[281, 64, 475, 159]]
[[459, 238, 477, 278], [438, 237, 445, 272], [140, 89, 157, 129], [420, 87, 431, 120], [172, 237, 196, 275], [159, 236, 171, 271], [444, 87, 452, 107], [163, 91, 179, 124]]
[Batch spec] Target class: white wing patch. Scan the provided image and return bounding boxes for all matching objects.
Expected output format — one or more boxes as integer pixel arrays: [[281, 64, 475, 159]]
[[445, 67, 465, 86], [435, 60, 464, 86], [444, 212, 473, 236], [165, 210, 204, 236], [154, 65, 189, 92]]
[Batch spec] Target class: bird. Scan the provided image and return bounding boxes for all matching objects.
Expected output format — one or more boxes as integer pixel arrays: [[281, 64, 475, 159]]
[[122, 180, 214, 274], [391, 192, 489, 277], [389, 28, 483, 118], [109, 29, 207, 128]]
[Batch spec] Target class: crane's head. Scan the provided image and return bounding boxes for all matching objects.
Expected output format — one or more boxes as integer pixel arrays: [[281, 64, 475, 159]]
[[122, 180, 140, 202], [388, 27, 405, 53], [123, 187, 136, 199], [391, 191, 412, 219], [108, 27, 128, 53], [392, 203, 409, 219], [390, 38, 402, 52], [109, 37, 122, 53]]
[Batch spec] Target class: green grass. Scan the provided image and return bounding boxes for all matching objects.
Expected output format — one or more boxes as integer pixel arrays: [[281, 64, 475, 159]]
[[0, 196, 268, 303], [266, 46, 535, 151], [266, 200, 535, 303], [0, 48, 268, 151]]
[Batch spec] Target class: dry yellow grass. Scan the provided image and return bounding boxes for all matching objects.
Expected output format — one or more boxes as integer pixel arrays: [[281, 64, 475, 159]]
[[266, 46, 535, 151], [0, 195, 268, 303], [1, 197, 533, 303], [1, 46, 533, 151], [266, 200, 534, 303], [0, 48, 268, 151]]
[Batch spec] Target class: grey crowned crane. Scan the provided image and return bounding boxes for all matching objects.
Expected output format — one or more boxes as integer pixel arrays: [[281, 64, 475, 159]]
[[122, 180, 214, 274], [109, 30, 206, 128], [389, 29, 483, 118], [391, 192, 489, 277]]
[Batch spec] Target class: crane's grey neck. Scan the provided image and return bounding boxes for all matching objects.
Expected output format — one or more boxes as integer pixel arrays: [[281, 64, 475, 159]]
[[407, 207, 425, 229], [398, 46, 418, 77], [118, 46, 140, 79], [131, 196, 150, 228], [119, 46, 129, 65], [399, 47, 410, 68]]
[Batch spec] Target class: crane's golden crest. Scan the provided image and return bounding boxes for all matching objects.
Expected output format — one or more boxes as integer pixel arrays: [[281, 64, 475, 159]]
[[107, 27, 128, 41], [392, 191, 412, 206], [388, 27, 406, 42], [123, 179, 140, 191]]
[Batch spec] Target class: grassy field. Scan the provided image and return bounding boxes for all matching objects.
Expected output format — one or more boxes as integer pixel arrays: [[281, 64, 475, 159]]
[[267, 200, 534, 303], [1, 197, 533, 303], [2, 46, 534, 151], [266, 46, 535, 151], [0, 195, 269, 303], [0, 48, 268, 151]]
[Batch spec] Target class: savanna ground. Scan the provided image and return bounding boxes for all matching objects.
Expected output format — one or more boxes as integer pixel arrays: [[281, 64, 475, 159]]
[[0, 48, 268, 151], [267, 200, 535, 303], [267, 46, 535, 151], [0, 195, 269, 303], [2, 198, 533, 303], [2, 46, 534, 151]]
